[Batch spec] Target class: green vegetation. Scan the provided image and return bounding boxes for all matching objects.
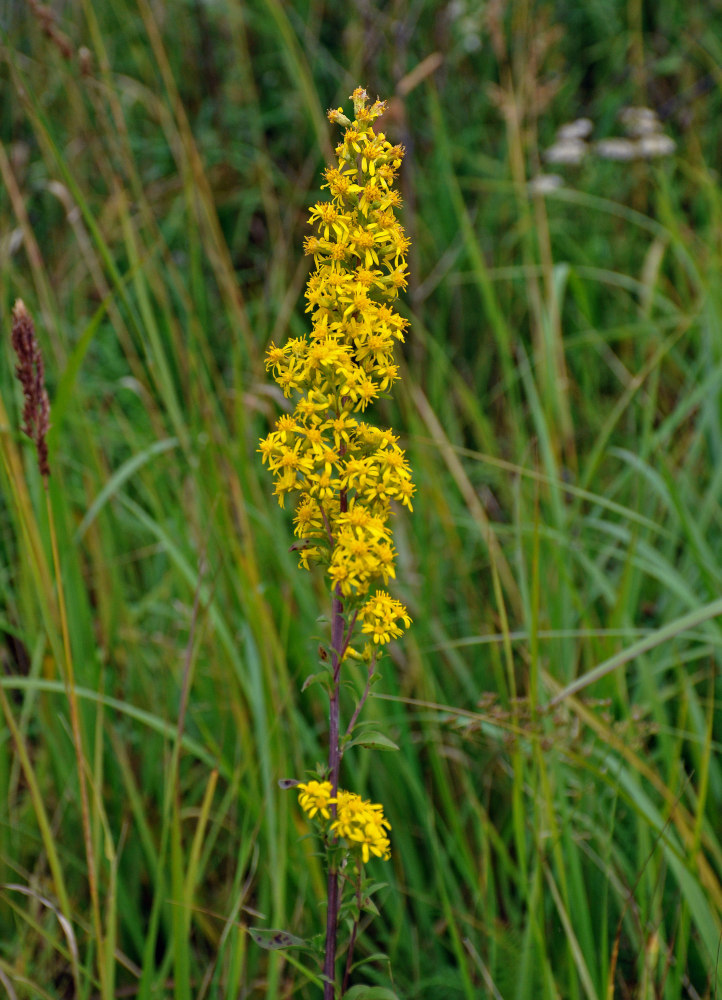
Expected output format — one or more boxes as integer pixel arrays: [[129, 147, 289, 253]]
[[3, 1, 722, 997]]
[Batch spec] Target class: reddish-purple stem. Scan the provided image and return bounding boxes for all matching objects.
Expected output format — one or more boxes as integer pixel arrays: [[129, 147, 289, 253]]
[[323, 482, 348, 999], [342, 869, 363, 993]]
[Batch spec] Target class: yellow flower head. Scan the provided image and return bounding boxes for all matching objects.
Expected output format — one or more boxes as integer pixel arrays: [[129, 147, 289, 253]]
[[297, 780, 334, 820], [260, 87, 413, 625]]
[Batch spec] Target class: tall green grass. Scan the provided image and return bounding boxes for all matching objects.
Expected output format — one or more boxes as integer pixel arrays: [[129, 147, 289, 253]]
[[2, 1, 722, 997]]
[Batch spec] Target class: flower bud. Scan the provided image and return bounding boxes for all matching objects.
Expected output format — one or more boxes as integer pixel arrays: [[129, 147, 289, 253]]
[[327, 107, 351, 127]]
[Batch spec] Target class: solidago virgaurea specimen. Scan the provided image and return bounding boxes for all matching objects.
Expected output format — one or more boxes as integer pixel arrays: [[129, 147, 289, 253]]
[[259, 87, 413, 997]]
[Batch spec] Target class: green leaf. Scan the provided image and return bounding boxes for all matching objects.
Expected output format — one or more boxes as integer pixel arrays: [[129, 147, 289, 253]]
[[345, 732, 399, 752], [248, 928, 311, 951], [343, 987, 399, 1000], [362, 882, 388, 895], [302, 671, 329, 693]]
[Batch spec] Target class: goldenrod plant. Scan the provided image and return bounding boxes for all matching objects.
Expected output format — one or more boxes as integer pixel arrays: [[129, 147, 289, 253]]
[[260, 87, 412, 998], [8, 7, 722, 997]]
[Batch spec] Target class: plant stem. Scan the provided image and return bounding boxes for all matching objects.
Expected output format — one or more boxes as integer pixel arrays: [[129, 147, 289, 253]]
[[342, 868, 363, 994], [329, 592, 344, 795], [323, 586, 345, 998], [322, 854, 339, 998]]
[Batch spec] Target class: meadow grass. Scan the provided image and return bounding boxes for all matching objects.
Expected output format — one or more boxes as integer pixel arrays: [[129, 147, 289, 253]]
[[2, 1, 722, 997]]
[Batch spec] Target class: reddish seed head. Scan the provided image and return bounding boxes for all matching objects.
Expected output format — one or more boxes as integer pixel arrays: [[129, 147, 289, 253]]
[[11, 299, 51, 478]]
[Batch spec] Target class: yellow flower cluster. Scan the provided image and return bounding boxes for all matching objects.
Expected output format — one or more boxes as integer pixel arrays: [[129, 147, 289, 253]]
[[297, 780, 392, 863], [259, 87, 413, 646], [360, 590, 411, 644]]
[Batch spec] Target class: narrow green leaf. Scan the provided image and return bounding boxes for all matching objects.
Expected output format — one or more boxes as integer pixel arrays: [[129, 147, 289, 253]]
[[550, 596, 722, 705], [74, 439, 180, 542]]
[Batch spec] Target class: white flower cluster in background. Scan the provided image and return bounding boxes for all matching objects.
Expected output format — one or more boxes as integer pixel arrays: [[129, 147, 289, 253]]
[[595, 105, 676, 160], [446, 0, 485, 54], [543, 106, 676, 166], [530, 105, 677, 194], [543, 117, 593, 165]]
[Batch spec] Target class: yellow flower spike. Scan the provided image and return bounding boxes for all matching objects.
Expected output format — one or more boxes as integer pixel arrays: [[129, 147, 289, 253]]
[[266, 89, 412, 997]]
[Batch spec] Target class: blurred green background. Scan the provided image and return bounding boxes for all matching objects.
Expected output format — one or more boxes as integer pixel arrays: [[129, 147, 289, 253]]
[[3, 1, 722, 997]]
